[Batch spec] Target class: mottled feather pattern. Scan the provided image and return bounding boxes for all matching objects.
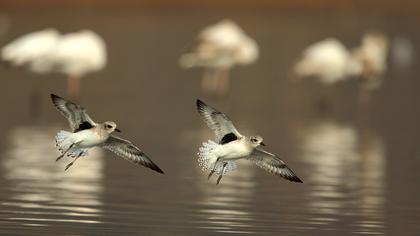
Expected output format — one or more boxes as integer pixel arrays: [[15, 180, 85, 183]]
[[55, 130, 88, 158], [102, 136, 164, 174], [197, 140, 237, 175], [196, 99, 241, 141], [50, 94, 96, 132], [249, 148, 303, 183]]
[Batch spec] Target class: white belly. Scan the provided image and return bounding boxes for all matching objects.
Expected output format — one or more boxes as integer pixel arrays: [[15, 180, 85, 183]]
[[214, 141, 252, 161], [72, 130, 106, 148]]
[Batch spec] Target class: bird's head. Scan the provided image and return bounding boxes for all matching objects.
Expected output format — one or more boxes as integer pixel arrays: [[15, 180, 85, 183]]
[[102, 121, 121, 133], [249, 135, 265, 147]]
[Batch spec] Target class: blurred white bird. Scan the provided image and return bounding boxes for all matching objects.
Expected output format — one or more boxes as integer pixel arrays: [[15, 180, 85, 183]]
[[1, 29, 107, 98], [292, 33, 389, 88], [179, 20, 259, 94], [348, 32, 389, 90], [292, 32, 389, 112], [292, 38, 351, 84], [1, 28, 60, 67]]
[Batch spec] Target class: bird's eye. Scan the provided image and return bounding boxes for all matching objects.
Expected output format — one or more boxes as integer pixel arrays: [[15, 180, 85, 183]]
[[251, 138, 256, 142], [106, 125, 112, 129]]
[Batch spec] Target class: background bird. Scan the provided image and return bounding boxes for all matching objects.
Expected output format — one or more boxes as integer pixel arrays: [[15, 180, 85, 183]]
[[2, 29, 107, 99], [180, 20, 259, 94], [291, 32, 389, 112]]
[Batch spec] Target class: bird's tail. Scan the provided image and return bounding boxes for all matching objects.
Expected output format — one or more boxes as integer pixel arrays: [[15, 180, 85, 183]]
[[55, 130, 88, 158], [197, 140, 237, 175]]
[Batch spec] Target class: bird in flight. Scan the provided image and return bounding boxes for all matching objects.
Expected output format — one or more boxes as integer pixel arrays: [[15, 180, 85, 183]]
[[196, 99, 302, 184], [50, 94, 164, 174]]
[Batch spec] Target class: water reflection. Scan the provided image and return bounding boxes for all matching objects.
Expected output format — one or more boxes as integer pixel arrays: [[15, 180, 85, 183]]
[[294, 119, 385, 233], [1, 125, 104, 225], [195, 160, 256, 234]]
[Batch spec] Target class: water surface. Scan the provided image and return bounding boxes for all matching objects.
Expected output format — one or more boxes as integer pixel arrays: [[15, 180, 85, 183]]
[[0, 6, 419, 235]]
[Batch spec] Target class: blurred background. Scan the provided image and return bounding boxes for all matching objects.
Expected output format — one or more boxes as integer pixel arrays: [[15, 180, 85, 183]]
[[0, 1, 419, 235]]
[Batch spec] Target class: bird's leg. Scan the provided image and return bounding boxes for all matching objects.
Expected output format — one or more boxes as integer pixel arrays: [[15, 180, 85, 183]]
[[56, 143, 75, 162], [208, 169, 215, 180], [202, 69, 213, 92], [217, 69, 230, 95], [67, 75, 81, 100], [65, 156, 80, 171], [208, 157, 220, 180], [216, 162, 228, 185]]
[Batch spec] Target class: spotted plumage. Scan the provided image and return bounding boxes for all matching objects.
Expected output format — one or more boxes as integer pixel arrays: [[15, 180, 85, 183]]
[[51, 94, 164, 174], [196, 99, 302, 184]]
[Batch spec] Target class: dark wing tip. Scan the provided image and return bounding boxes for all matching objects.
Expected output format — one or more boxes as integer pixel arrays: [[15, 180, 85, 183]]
[[50, 94, 65, 105], [279, 164, 303, 183], [196, 99, 206, 110], [50, 94, 61, 109], [50, 93, 59, 102], [288, 175, 303, 183], [150, 163, 165, 174], [139, 151, 165, 174]]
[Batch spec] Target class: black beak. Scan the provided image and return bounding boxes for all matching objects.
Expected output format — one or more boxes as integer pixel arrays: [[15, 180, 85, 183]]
[[260, 142, 266, 146], [115, 128, 122, 133]]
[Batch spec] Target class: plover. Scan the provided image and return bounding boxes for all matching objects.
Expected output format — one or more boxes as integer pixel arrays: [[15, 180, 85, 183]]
[[196, 99, 302, 184], [2, 29, 106, 98], [179, 19, 259, 94], [50, 94, 164, 174]]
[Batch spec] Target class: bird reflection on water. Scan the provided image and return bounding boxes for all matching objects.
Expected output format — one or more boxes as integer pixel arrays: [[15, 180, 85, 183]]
[[1, 125, 104, 225], [294, 119, 385, 234]]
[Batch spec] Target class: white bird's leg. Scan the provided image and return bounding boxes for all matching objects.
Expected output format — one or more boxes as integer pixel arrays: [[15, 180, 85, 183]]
[[208, 169, 215, 180], [67, 75, 81, 99], [208, 157, 220, 180], [56, 143, 75, 162], [216, 69, 230, 95], [65, 155, 81, 171], [216, 162, 228, 185], [202, 69, 215, 92]]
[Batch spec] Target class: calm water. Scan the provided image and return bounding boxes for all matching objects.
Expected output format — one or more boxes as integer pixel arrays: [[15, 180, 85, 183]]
[[0, 7, 419, 236]]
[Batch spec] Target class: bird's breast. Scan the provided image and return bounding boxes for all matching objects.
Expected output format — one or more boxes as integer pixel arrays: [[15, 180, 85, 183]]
[[74, 129, 107, 148], [218, 141, 252, 160]]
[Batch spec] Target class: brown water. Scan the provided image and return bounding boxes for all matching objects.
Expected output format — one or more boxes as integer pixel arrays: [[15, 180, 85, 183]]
[[0, 7, 419, 236]]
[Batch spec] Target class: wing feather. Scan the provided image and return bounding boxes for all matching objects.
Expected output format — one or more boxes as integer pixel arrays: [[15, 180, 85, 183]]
[[196, 99, 241, 141], [102, 135, 164, 174], [249, 148, 303, 183], [50, 94, 96, 132]]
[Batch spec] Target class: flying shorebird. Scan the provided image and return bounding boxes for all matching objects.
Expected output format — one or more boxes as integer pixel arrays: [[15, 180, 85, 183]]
[[50, 94, 164, 174], [196, 99, 302, 184]]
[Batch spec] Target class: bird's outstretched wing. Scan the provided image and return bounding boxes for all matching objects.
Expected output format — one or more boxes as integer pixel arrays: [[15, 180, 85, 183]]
[[50, 94, 96, 132], [102, 135, 164, 174], [196, 99, 242, 142], [248, 148, 303, 183]]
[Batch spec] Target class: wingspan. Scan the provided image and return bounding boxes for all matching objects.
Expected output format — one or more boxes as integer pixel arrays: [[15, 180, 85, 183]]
[[248, 148, 303, 183], [196, 99, 242, 142], [50, 94, 97, 132], [102, 135, 164, 174]]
